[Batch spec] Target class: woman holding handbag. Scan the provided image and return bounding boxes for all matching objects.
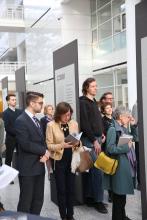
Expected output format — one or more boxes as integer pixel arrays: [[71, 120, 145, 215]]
[[104, 106, 134, 220], [46, 102, 81, 220]]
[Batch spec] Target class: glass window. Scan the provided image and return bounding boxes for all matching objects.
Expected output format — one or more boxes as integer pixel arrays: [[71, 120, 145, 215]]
[[95, 87, 114, 101], [115, 67, 127, 85], [113, 31, 126, 51], [99, 20, 112, 40], [113, 15, 121, 34], [122, 13, 126, 30], [97, 0, 111, 9], [91, 0, 96, 13], [92, 29, 97, 43], [112, 0, 125, 16], [99, 37, 113, 55], [91, 13, 97, 28], [95, 71, 114, 87], [98, 3, 111, 25]]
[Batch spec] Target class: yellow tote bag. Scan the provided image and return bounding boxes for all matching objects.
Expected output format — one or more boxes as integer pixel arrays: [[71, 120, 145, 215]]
[[94, 152, 118, 175]]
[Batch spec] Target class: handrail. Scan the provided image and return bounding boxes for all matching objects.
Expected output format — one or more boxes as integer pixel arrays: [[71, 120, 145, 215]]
[[0, 62, 26, 74], [0, 6, 24, 20]]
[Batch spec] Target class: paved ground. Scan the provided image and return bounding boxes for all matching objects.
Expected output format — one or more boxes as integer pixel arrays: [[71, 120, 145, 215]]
[[0, 173, 142, 220]]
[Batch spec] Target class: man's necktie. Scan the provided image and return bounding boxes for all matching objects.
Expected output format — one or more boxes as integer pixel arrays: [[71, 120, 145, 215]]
[[33, 116, 43, 136]]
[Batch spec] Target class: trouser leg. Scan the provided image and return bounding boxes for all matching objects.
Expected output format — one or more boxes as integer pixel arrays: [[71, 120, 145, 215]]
[[112, 193, 126, 220]]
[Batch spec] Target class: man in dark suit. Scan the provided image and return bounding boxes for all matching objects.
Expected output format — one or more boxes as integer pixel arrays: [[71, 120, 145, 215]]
[[3, 94, 22, 168], [15, 91, 50, 215]]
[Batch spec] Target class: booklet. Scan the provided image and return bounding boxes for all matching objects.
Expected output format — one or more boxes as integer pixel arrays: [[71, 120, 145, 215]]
[[65, 132, 83, 145], [0, 165, 19, 189], [117, 134, 133, 147]]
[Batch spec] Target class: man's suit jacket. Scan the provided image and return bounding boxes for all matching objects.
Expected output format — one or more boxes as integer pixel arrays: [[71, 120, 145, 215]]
[[3, 108, 22, 141], [15, 111, 46, 176]]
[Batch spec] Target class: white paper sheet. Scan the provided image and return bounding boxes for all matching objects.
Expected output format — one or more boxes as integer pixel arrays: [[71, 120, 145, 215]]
[[117, 135, 133, 146], [0, 165, 19, 189]]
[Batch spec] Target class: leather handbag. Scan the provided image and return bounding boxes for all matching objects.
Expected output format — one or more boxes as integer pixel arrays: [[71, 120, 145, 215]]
[[94, 152, 118, 175], [77, 147, 93, 172]]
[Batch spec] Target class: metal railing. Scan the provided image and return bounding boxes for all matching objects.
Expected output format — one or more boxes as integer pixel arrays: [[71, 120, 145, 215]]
[[0, 62, 26, 75], [0, 6, 24, 20]]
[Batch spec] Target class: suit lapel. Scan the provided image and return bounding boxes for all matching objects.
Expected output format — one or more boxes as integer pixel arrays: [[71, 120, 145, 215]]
[[23, 112, 43, 139]]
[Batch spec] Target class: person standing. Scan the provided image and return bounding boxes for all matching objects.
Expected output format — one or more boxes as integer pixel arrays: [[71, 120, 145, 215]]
[[40, 104, 54, 137], [0, 112, 5, 211], [15, 92, 50, 215], [132, 101, 140, 189], [99, 92, 114, 106], [3, 94, 22, 169], [40, 105, 54, 178], [104, 107, 134, 220], [0, 113, 4, 166], [46, 102, 80, 220], [79, 78, 108, 214]]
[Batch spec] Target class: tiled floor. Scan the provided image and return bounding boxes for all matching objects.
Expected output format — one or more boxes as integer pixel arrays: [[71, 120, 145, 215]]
[[0, 174, 142, 220]]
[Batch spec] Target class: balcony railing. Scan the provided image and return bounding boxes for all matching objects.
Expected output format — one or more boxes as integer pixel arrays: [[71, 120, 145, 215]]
[[0, 6, 24, 20], [0, 62, 26, 80]]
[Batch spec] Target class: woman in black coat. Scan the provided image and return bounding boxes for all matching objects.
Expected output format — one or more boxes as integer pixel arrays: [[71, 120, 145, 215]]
[[40, 105, 54, 137]]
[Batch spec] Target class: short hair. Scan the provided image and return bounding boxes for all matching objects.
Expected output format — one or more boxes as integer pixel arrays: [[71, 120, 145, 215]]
[[100, 102, 112, 114], [54, 102, 73, 123], [6, 94, 16, 101], [26, 91, 44, 107], [44, 105, 53, 115], [82, 78, 96, 95], [99, 92, 113, 103], [113, 106, 130, 120]]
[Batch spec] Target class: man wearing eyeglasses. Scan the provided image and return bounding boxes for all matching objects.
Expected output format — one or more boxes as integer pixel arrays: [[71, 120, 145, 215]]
[[15, 91, 50, 215]]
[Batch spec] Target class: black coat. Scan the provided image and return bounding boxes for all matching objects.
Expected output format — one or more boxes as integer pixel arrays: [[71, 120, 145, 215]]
[[15, 111, 46, 176], [79, 96, 103, 142], [3, 108, 22, 139], [40, 116, 52, 137]]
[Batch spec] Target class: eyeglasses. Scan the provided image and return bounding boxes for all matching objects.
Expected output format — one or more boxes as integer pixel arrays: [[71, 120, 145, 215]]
[[105, 98, 113, 100], [33, 101, 44, 105]]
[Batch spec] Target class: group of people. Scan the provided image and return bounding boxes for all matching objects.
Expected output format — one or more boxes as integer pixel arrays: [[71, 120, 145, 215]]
[[0, 77, 139, 220]]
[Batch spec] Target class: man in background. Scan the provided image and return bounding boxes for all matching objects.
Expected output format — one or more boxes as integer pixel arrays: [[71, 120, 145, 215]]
[[79, 78, 108, 214], [3, 94, 22, 172]]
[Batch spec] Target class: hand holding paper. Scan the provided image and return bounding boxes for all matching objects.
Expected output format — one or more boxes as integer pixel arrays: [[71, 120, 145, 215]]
[[117, 134, 133, 147], [64, 132, 83, 145]]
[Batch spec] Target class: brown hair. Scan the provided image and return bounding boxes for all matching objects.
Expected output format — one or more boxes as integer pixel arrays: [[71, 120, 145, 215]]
[[99, 92, 113, 104], [44, 105, 53, 115], [100, 102, 112, 114], [6, 94, 16, 101], [82, 78, 96, 95], [26, 91, 44, 107], [54, 102, 73, 123]]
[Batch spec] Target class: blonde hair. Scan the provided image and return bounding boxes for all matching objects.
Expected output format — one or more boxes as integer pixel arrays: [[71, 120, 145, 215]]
[[44, 105, 53, 115]]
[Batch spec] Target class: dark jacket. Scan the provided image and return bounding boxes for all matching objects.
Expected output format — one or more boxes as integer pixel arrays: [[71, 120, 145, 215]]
[[3, 108, 22, 139], [79, 96, 103, 142], [104, 120, 134, 195], [40, 116, 52, 137], [102, 116, 114, 135], [15, 111, 46, 176]]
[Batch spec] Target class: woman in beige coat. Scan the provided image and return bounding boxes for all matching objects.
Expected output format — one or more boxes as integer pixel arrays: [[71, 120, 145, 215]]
[[46, 102, 80, 220]]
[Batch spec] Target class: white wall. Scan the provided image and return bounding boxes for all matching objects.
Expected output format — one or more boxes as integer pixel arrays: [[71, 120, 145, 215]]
[[25, 0, 92, 102], [126, 0, 141, 110]]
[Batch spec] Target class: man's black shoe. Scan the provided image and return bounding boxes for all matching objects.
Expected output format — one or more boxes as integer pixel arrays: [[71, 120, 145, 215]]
[[67, 218, 75, 220], [10, 181, 14, 184], [85, 197, 96, 207], [95, 202, 108, 214], [124, 217, 133, 220]]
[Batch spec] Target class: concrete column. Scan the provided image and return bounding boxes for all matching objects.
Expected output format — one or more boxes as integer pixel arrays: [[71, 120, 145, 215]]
[[126, 0, 141, 110]]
